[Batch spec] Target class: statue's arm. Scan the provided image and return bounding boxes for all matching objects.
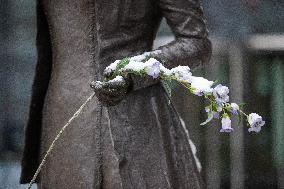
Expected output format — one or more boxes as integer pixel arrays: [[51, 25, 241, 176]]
[[154, 0, 212, 69], [20, 1, 52, 184], [130, 0, 212, 91]]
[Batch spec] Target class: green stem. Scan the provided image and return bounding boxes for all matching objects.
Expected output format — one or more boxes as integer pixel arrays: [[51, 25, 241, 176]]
[[238, 108, 249, 117]]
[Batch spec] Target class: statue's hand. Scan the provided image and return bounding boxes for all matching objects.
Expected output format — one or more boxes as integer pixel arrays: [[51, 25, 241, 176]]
[[90, 76, 130, 107], [103, 67, 114, 79]]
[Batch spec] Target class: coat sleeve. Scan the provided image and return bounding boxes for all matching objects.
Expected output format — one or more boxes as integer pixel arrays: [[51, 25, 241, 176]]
[[20, 1, 53, 184], [130, 0, 212, 91]]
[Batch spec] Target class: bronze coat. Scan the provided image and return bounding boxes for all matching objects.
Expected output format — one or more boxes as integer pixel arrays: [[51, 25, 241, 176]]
[[21, 0, 211, 188]]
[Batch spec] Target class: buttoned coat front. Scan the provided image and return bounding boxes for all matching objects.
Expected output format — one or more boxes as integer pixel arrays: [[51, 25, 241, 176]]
[[21, 0, 211, 188]]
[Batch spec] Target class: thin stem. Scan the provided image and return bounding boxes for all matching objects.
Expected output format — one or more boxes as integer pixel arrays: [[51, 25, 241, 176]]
[[238, 108, 249, 117], [27, 92, 95, 189]]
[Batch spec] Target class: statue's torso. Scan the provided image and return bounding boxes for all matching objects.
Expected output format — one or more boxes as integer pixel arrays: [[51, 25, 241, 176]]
[[39, 1, 202, 188], [40, 0, 161, 118], [40, 1, 162, 188]]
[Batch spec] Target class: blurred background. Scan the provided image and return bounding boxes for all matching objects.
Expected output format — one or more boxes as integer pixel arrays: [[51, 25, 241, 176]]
[[0, 0, 283, 188]]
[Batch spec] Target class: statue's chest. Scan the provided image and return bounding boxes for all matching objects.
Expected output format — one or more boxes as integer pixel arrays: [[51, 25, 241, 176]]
[[42, 0, 154, 34], [41, 0, 158, 76]]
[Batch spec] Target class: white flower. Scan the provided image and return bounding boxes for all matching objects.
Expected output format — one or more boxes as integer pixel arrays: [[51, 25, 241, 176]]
[[104, 60, 120, 74], [213, 84, 230, 104], [123, 60, 145, 72], [129, 50, 161, 62], [220, 115, 234, 133], [190, 76, 214, 96], [108, 76, 124, 84], [248, 113, 265, 133], [216, 104, 223, 112], [144, 58, 161, 78], [129, 55, 146, 62], [171, 66, 192, 83], [205, 106, 210, 113], [230, 103, 239, 115], [160, 65, 173, 77]]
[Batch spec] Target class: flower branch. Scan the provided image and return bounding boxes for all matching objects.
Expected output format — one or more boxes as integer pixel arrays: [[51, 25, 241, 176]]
[[102, 52, 265, 133]]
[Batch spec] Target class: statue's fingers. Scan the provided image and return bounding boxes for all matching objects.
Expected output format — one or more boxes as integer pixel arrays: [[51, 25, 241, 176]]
[[103, 69, 114, 78], [103, 79, 126, 89], [95, 90, 124, 106], [100, 87, 127, 97], [90, 81, 103, 90]]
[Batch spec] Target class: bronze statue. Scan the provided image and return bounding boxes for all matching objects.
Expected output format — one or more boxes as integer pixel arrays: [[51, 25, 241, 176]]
[[21, 0, 211, 188]]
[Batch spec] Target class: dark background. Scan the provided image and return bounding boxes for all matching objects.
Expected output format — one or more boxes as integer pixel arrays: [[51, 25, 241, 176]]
[[0, 0, 283, 188]]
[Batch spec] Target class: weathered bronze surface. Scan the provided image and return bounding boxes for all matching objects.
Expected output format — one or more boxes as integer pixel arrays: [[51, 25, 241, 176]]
[[21, 0, 211, 188]]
